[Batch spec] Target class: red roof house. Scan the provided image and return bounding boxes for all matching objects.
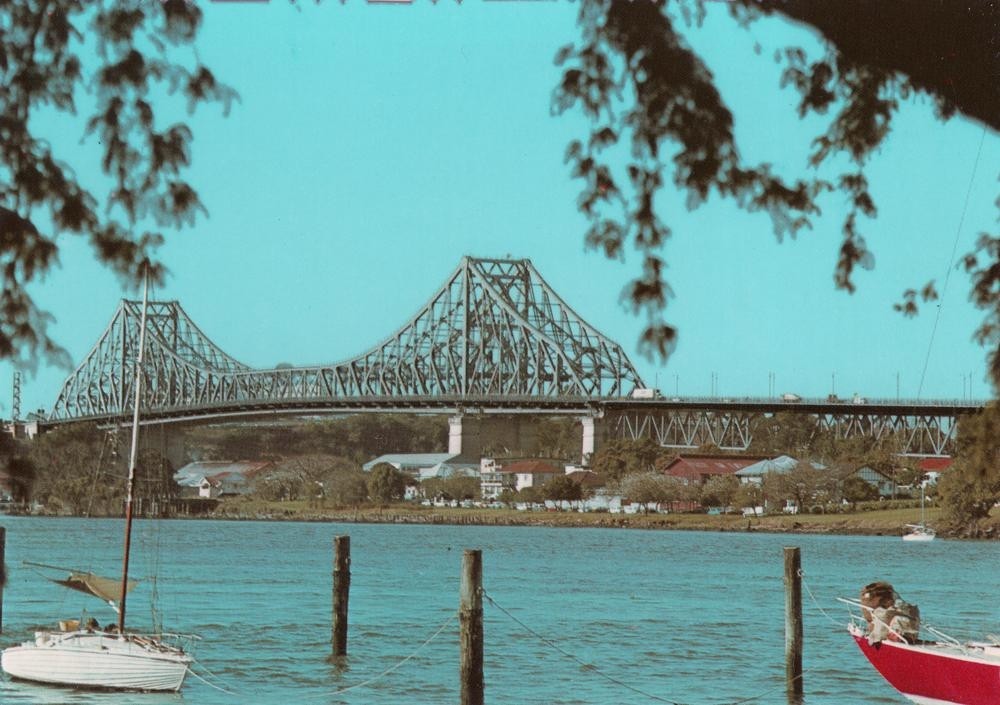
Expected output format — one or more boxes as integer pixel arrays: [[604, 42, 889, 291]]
[[659, 455, 766, 484]]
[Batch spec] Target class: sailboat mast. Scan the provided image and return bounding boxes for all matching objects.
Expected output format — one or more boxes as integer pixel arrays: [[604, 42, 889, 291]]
[[118, 273, 150, 633]]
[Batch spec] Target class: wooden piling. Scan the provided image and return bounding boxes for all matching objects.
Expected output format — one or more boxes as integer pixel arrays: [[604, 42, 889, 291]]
[[459, 549, 484, 705], [784, 546, 803, 702], [0, 526, 5, 633], [332, 535, 351, 658]]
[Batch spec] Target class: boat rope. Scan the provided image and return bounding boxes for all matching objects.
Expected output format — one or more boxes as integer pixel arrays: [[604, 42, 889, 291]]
[[187, 664, 240, 695]]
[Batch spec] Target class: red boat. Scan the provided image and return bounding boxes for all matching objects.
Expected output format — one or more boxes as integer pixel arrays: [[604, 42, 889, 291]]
[[844, 584, 1000, 705], [850, 623, 1000, 705]]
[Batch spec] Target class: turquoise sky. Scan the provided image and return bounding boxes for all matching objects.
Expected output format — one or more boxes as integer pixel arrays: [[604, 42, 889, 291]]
[[5, 2, 999, 415]]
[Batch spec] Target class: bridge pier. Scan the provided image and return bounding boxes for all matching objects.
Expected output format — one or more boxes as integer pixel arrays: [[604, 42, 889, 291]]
[[448, 413, 604, 464], [581, 417, 596, 460], [447, 414, 541, 459]]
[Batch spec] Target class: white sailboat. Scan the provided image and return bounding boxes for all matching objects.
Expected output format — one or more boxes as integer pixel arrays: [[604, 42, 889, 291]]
[[902, 483, 935, 542], [2, 276, 194, 691]]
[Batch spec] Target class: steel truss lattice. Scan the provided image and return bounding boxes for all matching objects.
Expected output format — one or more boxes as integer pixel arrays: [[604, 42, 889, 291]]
[[610, 408, 962, 456], [49, 257, 644, 422]]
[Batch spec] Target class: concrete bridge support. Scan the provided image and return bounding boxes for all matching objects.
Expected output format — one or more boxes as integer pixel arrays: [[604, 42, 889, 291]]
[[447, 415, 540, 459], [448, 413, 606, 463]]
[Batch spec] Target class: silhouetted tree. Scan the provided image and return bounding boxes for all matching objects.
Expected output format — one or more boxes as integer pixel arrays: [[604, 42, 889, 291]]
[[557, 1, 999, 380], [0, 1, 234, 365], [5, 456, 37, 503]]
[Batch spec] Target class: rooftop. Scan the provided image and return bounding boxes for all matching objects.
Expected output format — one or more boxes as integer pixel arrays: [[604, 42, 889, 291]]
[[661, 455, 764, 479]]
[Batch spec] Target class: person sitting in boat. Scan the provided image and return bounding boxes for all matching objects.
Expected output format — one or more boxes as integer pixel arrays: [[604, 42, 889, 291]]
[[85, 617, 99, 632], [860, 581, 920, 644]]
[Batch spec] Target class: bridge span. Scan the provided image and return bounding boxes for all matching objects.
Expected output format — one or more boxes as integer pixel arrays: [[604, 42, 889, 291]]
[[42, 256, 983, 459]]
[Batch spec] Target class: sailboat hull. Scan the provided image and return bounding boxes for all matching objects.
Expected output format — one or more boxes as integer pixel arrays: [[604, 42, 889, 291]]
[[851, 626, 1000, 705], [2, 631, 191, 692]]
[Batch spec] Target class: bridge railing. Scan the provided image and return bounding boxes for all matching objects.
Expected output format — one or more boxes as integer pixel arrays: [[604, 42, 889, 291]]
[[611, 395, 988, 408]]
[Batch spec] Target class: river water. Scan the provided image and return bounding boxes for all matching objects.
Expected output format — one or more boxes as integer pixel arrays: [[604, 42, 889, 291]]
[[0, 517, 998, 705]]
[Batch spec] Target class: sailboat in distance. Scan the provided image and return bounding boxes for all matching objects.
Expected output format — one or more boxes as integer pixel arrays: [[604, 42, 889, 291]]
[[902, 482, 936, 542], [1, 275, 194, 692]]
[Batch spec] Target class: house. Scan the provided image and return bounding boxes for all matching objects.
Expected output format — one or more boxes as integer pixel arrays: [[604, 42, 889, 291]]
[[565, 470, 604, 491], [848, 466, 895, 498], [480, 458, 516, 500], [502, 459, 565, 492], [734, 455, 825, 484], [918, 457, 953, 485], [173, 460, 275, 498], [659, 454, 764, 485], [362, 453, 479, 481]]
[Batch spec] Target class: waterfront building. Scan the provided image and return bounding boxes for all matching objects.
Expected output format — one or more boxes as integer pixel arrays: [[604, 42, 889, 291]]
[[362, 452, 479, 481]]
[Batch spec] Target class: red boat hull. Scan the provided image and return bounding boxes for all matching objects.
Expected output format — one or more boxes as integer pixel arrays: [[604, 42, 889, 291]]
[[852, 631, 1000, 705]]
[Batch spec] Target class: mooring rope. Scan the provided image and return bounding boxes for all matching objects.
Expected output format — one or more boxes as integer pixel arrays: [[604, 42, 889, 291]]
[[325, 611, 457, 697], [287, 609, 459, 702], [482, 588, 689, 705], [483, 588, 819, 705], [187, 664, 240, 695], [798, 568, 844, 628]]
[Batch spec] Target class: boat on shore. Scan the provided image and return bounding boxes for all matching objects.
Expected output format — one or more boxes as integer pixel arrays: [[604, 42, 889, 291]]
[[844, 582, 1000, 705], [1, 276, 194, 692]]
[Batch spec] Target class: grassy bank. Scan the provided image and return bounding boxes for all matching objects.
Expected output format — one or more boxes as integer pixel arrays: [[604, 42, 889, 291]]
[[198, 500, 997, 538]]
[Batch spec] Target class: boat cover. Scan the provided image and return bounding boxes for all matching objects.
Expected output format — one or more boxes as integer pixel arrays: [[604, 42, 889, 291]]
[[51, 572, 137, 604]]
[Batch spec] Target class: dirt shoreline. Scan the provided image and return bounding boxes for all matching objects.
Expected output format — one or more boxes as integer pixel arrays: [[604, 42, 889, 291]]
[[15, 506, 993, 539]]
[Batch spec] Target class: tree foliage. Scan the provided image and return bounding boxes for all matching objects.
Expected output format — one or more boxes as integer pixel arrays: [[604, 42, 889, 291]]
[[422, 475, 480, 501], [0, 0, 235, 365], [184, 415, 447, 464], [841, 474, 879, 509], [621, 471, 684, 512], [366, 463, 406, 506], [27, 423, 119, 514], [23, 423, 176, 515], [543, 474, 583, 502], [762, 461, 831, 510], [700, 473, 739, 510], [557, 1, 999, 379], [939, 403, 1000, 523], [589, 437, 666, 482]]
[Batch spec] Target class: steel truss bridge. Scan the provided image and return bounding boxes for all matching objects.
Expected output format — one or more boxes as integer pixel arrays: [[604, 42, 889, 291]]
[[47, 256, 983, 457], [49, 257, 642, 424], [606, 398, 982, 457]]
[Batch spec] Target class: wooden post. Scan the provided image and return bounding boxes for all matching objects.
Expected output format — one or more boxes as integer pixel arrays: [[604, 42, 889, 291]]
[[459, 549, 484, 705], [784, 546, 803, 702], [332, 535, 351, 658], [0, 526, 5, 634]]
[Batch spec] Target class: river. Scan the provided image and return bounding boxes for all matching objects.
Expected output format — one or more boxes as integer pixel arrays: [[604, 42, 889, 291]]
[[0, 517, 997, 704]]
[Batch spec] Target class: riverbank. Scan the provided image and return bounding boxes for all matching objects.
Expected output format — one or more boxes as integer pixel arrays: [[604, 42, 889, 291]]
[[196, 500, 995, 538], [14, 500, 994, 538]]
